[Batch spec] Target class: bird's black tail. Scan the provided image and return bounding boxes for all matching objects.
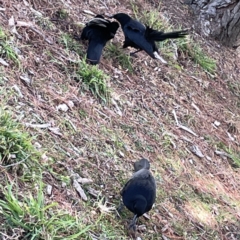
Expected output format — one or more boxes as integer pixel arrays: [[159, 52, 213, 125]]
[[146, 27, 188, 42]]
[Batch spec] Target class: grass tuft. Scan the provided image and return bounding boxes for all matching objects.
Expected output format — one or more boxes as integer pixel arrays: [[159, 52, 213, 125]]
[[55, 9, 69, 19], [105, 43, 133, 72], [60, 33, 84, 56], [0, 27, 20, 66], [75, 59, 111, 102], [0, 109, 39, 171], [178, 39, 217, 74], [0, 183, 91, 239], [216, 142, 240, 168]]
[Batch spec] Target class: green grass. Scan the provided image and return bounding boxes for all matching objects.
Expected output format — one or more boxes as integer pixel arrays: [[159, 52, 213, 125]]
[[131, 2, 164, 29], [58, 34, 112, 102], [0, 183, 91, 240], [35, 16, 55, 31], [60, 33, 84, 56], [75, 59, 111, 103], [105, 43, 133, 72], [178, 39, 216, 74], [0, 27, 20, 66], [0, 109, 40, 173], [55, 9, 69, 19], [228, 81, 240, 97], [217, 143, 240, 168]]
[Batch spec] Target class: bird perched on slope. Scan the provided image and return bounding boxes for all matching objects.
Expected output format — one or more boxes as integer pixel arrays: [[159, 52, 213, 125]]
[[110, 13, 188, 63], [120, 158, 156, 231], [80, 15, 119, 64]]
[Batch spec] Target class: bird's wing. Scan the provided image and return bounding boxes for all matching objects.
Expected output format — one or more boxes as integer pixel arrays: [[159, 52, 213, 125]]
[[120, 169, 154, 196], [87, 18, 111, 28], [123, 23, 154, 57], [80, 26, 90, 40]]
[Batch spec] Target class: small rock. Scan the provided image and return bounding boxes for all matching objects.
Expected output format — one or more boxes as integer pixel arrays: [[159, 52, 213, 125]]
[[143, 213, 150, 220], [91, 210, 97, 216], [137, 225, 146, 232], [35, 57, 40, 64], [46, 185, 53, 196], [117, 150, 125, 158], [226, 132, 235, 141], [215, 150, 229, 159], [189, 145, 204, 158], [206, 156, 212, 161], [8, 16, 15, 26], [20, 75, 31, 85], [56, 103, 69, 112], [189, 159, 194, 164], [124, 145, 131, 152], [62, 182, 67, 188], [10, 154, 16, 159], [27, 68, 35, 75], [41, 153, 48, 162], [34, 142, 42, 149], [73, 179, 88, 201], [87, 187, 101, 198], [214, 121, 220, 127], [49, 127, 62, 136], [0, 58, 9, 66], [13, 85, 23, 98], [67, 100, 74, 108], [77, 177, 93, 184], [66, 190, 71, 196]]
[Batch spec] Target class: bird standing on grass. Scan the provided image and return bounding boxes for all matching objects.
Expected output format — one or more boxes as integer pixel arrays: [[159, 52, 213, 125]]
[[81, 15, 119, 64], [120, 158, 156, 231], [110, 13, 188, 63]]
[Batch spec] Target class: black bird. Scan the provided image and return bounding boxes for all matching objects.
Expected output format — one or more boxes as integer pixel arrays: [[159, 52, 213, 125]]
[[120, 158, 156, 231], [111, 13, 188, 63], [81, 15, 119, 64]]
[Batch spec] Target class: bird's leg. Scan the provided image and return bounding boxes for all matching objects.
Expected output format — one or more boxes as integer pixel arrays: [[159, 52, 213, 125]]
[[153, 51, 167, 64], [128, 214, 138, 231], [116, 201, 124, 218], [117, 201, 124, 212], [130, 49, 142, 57]]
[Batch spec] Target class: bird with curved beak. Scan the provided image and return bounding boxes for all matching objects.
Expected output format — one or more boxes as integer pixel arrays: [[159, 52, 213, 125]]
[[120, 158, 156, 231], [110, 13, 188, 64], [81, 14, 119, 64]]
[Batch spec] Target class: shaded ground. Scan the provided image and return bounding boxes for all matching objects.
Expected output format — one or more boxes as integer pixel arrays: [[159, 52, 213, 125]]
[[0, 0, 240, 239]]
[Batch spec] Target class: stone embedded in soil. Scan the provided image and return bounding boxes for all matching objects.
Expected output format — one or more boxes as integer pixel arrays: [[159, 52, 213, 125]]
[[73, 179, 88, 201], [77, 177, 93, 184], [87, 187, 101, 198], [56, 103, 69, 112], [189, 145, 204, 158], [214, 120, 221, 127], [46, 184, 53, 196]]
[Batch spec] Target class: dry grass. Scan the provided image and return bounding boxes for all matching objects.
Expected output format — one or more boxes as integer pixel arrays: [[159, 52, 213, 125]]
[[0, 0, 240, 239]]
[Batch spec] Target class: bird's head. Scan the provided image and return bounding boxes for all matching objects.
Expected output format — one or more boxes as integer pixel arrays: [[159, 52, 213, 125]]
[[109, 21, 120, 38], [134, 158, 150, 172], [109, 13, 132, 27], [110, 22, 120, 33]]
